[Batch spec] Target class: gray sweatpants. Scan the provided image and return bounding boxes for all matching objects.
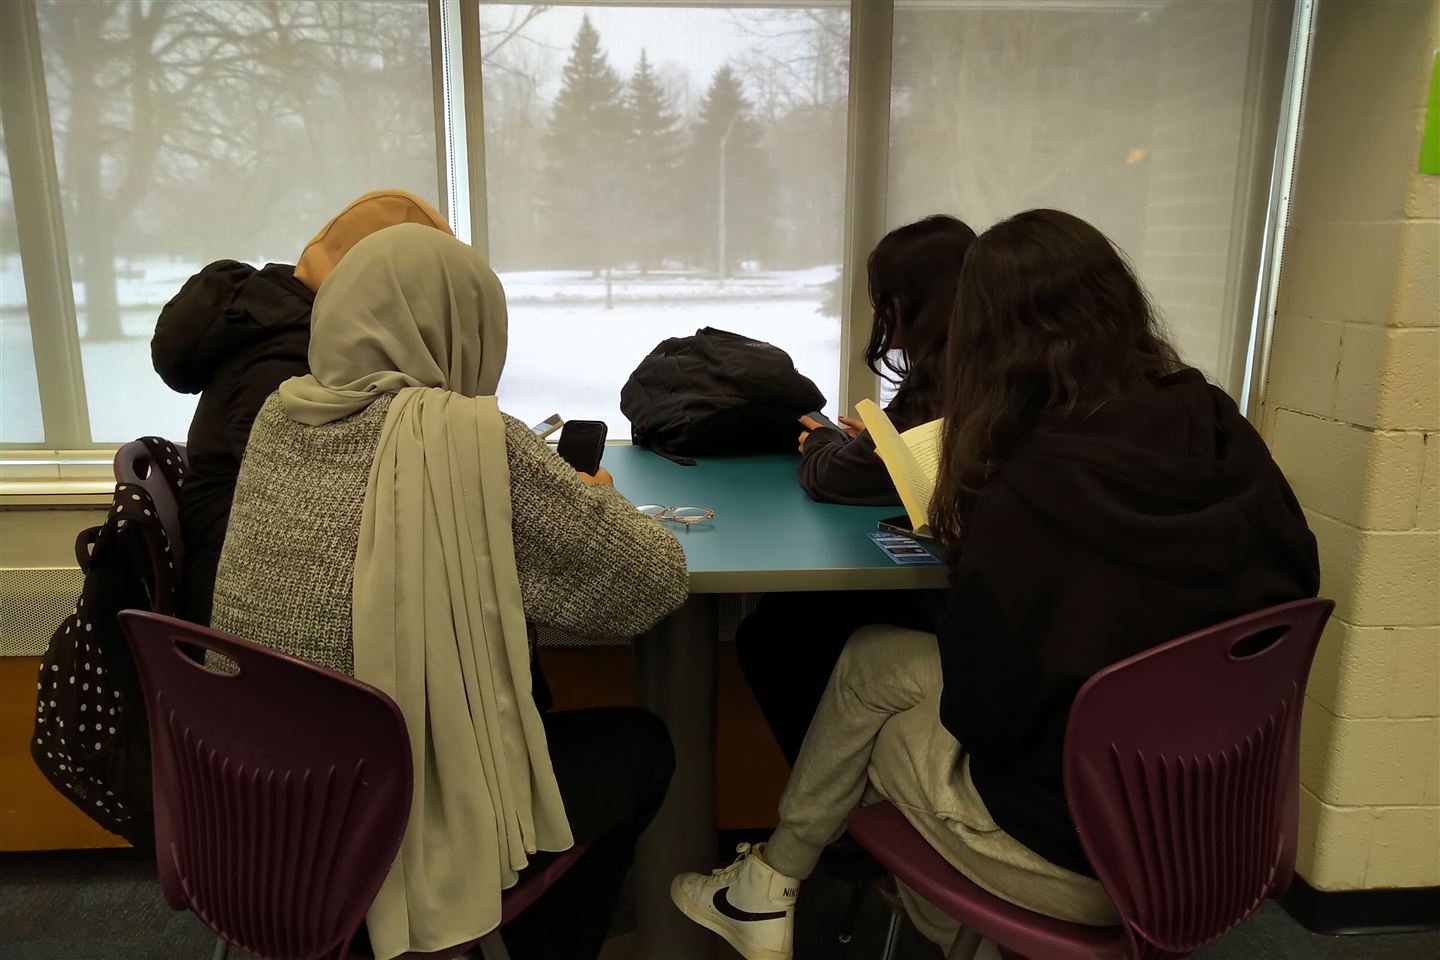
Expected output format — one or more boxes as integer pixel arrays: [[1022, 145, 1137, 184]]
[[763, 625, 1117, 944]]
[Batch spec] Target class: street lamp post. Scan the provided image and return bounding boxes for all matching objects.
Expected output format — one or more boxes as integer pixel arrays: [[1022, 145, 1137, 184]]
[[717, 112, 739, 285]]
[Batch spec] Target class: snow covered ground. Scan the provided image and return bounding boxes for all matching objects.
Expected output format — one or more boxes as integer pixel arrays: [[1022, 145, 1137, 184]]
[[1, 258, 842, 444]]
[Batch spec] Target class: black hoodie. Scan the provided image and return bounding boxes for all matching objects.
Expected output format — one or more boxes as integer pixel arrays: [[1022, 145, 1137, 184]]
[[938, 369, 1319, 876], [151, 261, 314, 625]]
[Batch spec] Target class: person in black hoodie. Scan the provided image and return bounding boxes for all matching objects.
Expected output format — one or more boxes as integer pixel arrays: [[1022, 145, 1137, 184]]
[[151, 190, 452, 625], [737, 215, 976, 768], [671, 209, 1319, 960]]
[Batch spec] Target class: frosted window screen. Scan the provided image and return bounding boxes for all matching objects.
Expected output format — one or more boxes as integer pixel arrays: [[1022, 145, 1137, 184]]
[[35, 0, 439, 444], [1, 131, 43, 444], [889, 0, 1270, 390], [481, 3, 850, 430]]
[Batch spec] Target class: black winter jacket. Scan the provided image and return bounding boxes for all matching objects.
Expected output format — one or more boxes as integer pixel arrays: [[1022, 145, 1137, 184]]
[[151, 261, 313, 624], [938, 370, 1319, 876]]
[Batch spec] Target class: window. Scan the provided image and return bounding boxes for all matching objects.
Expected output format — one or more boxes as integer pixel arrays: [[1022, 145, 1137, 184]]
[[2, 0, 1303, 455], [1, 126, 44, 444], [889, 0, 1289, 387], [11, 0, 439, 446], [481, 3, 851, 428]]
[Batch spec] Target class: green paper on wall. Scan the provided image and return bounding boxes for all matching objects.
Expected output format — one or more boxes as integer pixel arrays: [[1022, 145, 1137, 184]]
[[1423, 54, 1440, 175]]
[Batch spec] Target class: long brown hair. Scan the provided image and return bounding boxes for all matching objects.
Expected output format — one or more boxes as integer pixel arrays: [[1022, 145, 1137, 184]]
[[864, 215, 976, 425], [929, 209, 1184, 542]]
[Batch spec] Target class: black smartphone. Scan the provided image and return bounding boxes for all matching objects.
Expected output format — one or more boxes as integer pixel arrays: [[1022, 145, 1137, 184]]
[[531, 414, 564, 440], [556, 420, 608, 475]]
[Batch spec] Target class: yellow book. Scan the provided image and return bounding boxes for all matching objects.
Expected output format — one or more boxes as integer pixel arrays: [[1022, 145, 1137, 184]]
[[856, 398, 943, 536]]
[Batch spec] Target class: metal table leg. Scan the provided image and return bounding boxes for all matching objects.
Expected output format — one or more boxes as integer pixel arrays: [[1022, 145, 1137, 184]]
[[633, 594, 720, 960]]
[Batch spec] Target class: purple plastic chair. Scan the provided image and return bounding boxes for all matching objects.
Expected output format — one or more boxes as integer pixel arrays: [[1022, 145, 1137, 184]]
[[114, 438, 188, 573], [119, 611, 589, 960], [848, 598, 1334, 960]]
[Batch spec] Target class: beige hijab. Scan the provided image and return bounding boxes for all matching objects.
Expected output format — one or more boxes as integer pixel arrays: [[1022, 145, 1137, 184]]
[[293, 189, 453, 292], [280, 224, 571, 960]]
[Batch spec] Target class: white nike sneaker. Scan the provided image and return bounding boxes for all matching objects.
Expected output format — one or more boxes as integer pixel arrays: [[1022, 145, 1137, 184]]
[[671, 842, 800, 960]]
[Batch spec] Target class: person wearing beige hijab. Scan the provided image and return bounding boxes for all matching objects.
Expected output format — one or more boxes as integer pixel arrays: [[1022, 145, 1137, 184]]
[[211, 224, 689, 960], [152, 188, 453, 626]]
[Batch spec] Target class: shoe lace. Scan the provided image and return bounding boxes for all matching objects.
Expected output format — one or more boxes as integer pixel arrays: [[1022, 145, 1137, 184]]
[[711, 841, 754, 878]]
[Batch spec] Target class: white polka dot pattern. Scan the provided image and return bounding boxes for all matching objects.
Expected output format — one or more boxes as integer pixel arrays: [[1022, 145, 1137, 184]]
[[29, 437, 186, 844]]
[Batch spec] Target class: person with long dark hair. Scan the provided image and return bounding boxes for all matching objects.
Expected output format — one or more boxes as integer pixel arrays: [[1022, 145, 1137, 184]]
[[796, 214, 977, 505], [673, 210, 1318, 959], [736, 215, 976, 776]]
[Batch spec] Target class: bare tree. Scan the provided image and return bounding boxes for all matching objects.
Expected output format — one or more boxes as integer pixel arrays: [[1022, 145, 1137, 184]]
[[40, 0, 440, 339]]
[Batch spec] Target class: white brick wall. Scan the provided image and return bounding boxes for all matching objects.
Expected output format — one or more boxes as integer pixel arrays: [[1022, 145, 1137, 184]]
[[1260, 0, 1440, 891]]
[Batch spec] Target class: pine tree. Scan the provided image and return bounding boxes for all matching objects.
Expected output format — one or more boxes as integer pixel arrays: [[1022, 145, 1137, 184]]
[[622, 49, 683, 273], [686, 65, 773, 277], [545, 15, 625, 274]]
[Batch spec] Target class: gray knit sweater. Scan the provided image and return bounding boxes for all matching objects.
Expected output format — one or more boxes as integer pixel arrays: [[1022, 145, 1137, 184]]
[[211, 394, 689, 675]]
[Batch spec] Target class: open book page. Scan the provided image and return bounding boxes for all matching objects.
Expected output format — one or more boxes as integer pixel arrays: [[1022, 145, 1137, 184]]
[[856, 399, 944, 534]]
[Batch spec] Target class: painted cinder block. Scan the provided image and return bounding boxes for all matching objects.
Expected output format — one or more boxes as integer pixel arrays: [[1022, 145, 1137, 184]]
[[1389, 626, 1440, 719], [1300, 702, 1439, 807], [1392, 216, 1439, 328], [1333, 324, 1440, 432], [1418, 435, 1438, 530], [1297, 786, 1373, 890], [1264, 319, 1343, 418], [1306, 511, 1440, 626], [1270, 409, 1425, 529], [1404, 148, 1440, 220], [1367, 805, 1440, 888], [1306, 618, 1396, 719], [1278, 220, 1404, 326]]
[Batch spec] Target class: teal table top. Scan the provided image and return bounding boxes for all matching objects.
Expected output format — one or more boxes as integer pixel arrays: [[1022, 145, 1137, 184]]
[[603, 444, 949, 594]]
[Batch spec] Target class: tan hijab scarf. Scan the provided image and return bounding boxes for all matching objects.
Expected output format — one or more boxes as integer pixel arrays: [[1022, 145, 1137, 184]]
[[280, 224, 571, 960]]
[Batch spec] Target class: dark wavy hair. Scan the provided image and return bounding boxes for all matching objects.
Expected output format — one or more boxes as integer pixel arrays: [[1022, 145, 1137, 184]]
[[929, 209, 1184, 543], [864, 215, 977, 425]]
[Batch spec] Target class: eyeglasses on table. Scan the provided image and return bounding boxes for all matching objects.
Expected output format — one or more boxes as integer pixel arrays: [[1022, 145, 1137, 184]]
[[635, 505, 716, 532]]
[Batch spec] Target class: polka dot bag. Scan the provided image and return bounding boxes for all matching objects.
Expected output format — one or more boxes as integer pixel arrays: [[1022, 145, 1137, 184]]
[[30, 437, 184, 848]]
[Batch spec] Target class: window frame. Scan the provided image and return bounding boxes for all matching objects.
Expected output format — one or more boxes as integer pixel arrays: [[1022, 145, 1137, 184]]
[[0, 0, 1314, 496]]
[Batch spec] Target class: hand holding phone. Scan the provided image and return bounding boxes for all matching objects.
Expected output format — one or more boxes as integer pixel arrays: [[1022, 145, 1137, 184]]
[[798, 410, 848, 453], [800, 410, 845, 434], [557, 420, 608, 476]]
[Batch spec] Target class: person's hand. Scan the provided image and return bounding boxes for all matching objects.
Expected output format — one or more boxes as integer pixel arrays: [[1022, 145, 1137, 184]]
[[579, 467, 613, 487], [838, 416, 865, 440], [798, 415, 821, 453]]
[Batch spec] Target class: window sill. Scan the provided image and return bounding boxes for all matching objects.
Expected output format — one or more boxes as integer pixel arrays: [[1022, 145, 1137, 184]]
[[0, 478, 114, 508]]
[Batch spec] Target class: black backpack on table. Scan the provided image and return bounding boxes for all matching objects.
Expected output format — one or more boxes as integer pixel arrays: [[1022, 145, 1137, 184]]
[[30, 437, 184, 848], [620, 327, 826, 464]]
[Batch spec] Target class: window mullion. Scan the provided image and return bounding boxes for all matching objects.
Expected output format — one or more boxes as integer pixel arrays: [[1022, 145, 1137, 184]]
[[0, 0, 91, 448], [459, 0, 490, 262], [839, 0, 894, 416]]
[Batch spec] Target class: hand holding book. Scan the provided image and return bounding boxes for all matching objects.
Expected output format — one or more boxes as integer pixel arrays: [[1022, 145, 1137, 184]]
[[855, 399, 943, 536]]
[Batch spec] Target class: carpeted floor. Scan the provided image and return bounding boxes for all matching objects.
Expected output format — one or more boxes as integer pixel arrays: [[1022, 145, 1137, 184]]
[[1, 847, 1435, 960]]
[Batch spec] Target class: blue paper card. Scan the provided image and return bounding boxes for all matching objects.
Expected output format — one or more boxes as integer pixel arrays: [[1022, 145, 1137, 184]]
[[867, 530, 943, 565]]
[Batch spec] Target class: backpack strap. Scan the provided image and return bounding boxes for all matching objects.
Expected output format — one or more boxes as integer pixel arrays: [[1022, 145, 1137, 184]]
[[75, 526, 101, 573], [138, 436, 187, 497], [95, 482, 178, 614]]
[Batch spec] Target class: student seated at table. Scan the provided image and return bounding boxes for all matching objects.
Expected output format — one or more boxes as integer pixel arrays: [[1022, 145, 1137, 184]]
[[210, 224, 689, 960], [737, 214, 976, 767], [796, 213, 975, 506], [151, 189, 452, 626], [672, 209, 1319, 960]]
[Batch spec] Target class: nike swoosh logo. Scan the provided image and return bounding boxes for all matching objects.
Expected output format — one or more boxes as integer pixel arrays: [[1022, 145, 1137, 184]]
[[713, 886, 787, 923]]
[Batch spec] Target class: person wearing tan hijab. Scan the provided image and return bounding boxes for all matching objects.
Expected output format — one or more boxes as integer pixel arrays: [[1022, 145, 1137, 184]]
[[151, 189, 451, 626], [212, 225, 688, 959]]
